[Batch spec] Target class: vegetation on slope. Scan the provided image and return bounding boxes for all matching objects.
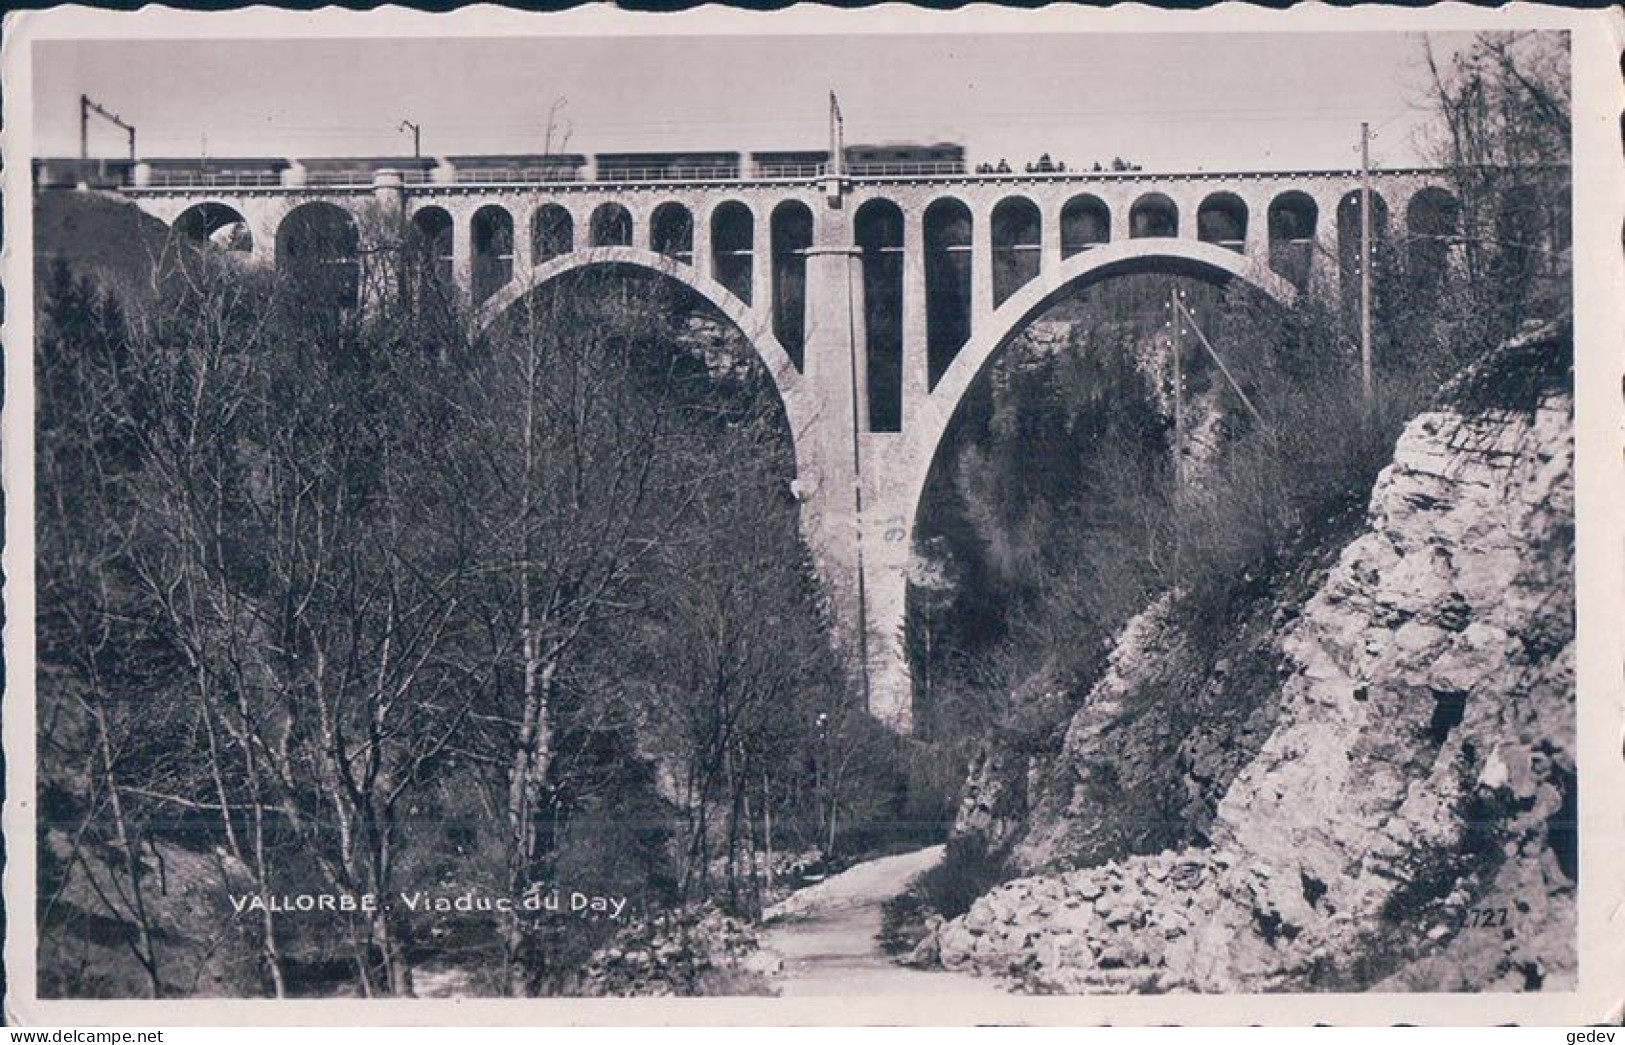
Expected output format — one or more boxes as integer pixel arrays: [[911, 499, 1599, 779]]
[[900, 29, 1572, 923], [34, 212, 910, 998]]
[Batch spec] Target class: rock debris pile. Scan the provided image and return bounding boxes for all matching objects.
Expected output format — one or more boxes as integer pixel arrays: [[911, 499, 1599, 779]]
[[571, 906, 782, 996]]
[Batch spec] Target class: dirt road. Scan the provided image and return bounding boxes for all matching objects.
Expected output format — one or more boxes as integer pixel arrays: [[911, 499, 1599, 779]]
[[759, 845, 1011, 997]]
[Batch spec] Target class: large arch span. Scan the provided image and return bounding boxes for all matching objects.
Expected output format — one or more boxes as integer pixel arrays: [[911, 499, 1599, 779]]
[[933, 238, 1295, 424], [473, 246, 804, 417], [853, 237, 1304, 728], [903, 237, 1297, 506], [469, 240, 1301, 734]]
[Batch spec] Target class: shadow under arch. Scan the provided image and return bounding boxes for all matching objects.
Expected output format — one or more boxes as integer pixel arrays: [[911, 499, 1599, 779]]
[[473, 245, 807, 439], [900, 237, 1299, 554]]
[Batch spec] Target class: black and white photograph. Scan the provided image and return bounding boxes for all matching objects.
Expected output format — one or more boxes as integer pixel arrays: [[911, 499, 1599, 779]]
[[4, 3, 1621, 1025]]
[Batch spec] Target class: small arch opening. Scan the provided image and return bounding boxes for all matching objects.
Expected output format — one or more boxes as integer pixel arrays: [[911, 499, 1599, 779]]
[[991, 196, 1042, 307], [276, 201, 360, 310], [174, 201, 253, 252], [856, 198, 905, 431], [924, 197, 973, 388], [1267, 191, 1318, 290], [651, 202, 695, 264], [1337, 189, 1390, 312], [711, 201, 754, 304], [533, 204, 574, 263], [771, 201, 813, 372], [1197, 192, 1248, 253], [1130, 193, 1179, 239], [472, 205, 515, 304], [590, 202, 633, 248], [1492, 185, 1546, 289], [1061, 194, 1110, 257], [410, 205, 454, 296], [1406, 187, 1461, 291]]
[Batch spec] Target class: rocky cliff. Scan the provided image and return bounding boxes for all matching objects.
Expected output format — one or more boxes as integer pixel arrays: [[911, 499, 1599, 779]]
[[932, 325, 1575, 993]]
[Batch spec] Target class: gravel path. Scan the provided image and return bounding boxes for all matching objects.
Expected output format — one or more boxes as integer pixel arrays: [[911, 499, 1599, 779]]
[[759, 845, 1012, 997]]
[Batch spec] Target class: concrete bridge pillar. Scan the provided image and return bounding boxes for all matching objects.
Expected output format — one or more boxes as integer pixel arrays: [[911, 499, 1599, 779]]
[[970, 203, 994, 333], [634, 203, 655, 252], [751, 202, 772, 312], [691, 202, 712, 281], [796, 202, 877, 720], [1041, 200, 1064, 275], [451, 207, 474, 302], [1242, 189, 1269, 268], [1388, 183, 1419, 239], [512, 205, 535, 280], [901, 206, 930, 412], [1110, 199, 1132, 246], [372, 170, 407, 215], [249, 209, 278, 270], [1171, 188, 1194, 240], [1301, 186, 1338, 301], [856, 447, 917, 733]]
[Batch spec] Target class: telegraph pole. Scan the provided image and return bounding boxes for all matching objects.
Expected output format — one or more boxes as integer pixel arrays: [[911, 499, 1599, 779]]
[[1167, 289, 1185, 583], [1169, 289, 1185, 490], [829, 91, 844, 177], [399, 119, 422, 159], [1359, 121, 1374, 410]]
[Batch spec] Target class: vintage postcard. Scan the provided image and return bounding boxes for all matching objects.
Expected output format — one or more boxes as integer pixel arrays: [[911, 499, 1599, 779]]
[[3, 2, 1621, 1026]]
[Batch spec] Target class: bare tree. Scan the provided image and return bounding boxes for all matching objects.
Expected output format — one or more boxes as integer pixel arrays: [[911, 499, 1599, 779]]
[[36, 201, 889, 999], [426, 271, 755, 992], [1421, 31, 1571, 317]]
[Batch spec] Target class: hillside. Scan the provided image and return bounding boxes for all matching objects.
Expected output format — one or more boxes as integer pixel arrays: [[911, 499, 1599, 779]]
[[34, 189, 176, 299], [923, 324, 1575, 992]]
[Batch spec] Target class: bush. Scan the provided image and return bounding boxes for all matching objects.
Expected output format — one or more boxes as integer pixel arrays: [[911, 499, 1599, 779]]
[[911, 835, 1008, 921]]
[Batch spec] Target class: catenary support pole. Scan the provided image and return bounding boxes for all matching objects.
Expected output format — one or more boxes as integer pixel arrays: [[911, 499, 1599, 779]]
[[1360, 120, 1374, 410]]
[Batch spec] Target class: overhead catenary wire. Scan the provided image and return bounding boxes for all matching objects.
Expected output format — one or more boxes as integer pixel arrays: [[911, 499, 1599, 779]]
[[124, 109, 1420, 143], [59, 94, 1424, 163], [1173, 293, 1271, 436]]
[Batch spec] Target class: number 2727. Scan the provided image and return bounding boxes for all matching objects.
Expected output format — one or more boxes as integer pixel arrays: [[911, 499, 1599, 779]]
[[1455, 907, 1510, 928]]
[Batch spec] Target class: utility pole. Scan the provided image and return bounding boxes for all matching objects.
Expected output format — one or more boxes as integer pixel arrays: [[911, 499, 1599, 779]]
[[399, 119, 422, 159], [80, 94, 136, 161], [1359, 121, 1374, 411], [1169, 289, 1185, 490], [1167, 289, 1185, 584], [829, 91, 844, 178]]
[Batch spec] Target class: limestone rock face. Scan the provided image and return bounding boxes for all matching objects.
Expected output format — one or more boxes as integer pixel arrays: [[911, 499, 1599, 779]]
[[968, 550, 1310, 876], [935, 334, 1575, 993]]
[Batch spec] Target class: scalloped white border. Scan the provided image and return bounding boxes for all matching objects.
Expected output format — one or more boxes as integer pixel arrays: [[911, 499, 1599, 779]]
[[3, 2, 1621, 1026]]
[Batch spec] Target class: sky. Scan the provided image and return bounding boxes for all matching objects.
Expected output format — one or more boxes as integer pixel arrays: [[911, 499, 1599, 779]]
[[34, 32, 1482, 173]]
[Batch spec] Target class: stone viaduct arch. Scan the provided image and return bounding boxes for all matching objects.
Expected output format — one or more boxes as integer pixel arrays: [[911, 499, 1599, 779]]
[[109, 163, 1457, 732], [912, 236, 1295, 463], [473, 244, 808, 431], [173, 201, 255, 252], [855, 238, 1299, 733]]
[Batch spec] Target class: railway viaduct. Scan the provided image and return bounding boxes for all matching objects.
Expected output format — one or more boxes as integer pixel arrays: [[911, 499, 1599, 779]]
[[85, 158, 1462, 732]]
